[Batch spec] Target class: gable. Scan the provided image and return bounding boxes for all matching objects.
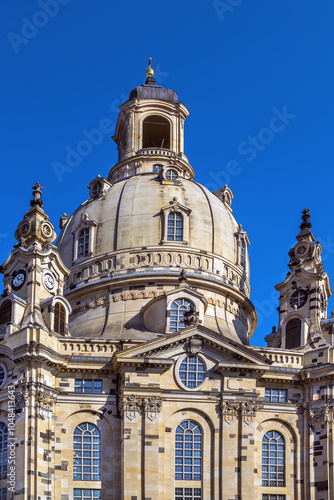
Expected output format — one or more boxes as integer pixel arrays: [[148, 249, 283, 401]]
[[113, 325, 271, 373]]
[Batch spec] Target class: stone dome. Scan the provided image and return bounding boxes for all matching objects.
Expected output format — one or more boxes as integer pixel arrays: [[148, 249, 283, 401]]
[[55, 76, 256, 344], [58, 174, 247, 273]]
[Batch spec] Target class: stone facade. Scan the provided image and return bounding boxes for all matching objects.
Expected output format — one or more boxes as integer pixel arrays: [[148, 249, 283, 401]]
[[1, 66, 334, 499]]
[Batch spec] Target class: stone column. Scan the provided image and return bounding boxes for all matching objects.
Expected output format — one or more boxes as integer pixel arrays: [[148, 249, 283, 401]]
[[238, 401, 259, 500], [221, 401, 240, 500], [309, 405, 330, 500], [119, 394, 142, 500], [142, 396, 163, 500]]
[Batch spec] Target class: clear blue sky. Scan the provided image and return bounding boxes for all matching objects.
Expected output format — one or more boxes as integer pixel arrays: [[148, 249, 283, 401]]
[[1, 1, 334, 346]]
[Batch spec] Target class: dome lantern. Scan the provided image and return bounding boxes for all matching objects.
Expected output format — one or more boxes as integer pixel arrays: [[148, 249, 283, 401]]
[[109, 62, 194, 183]]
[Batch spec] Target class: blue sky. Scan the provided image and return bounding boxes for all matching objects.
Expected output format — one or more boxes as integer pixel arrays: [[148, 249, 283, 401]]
[[1, 1, 334, 346]]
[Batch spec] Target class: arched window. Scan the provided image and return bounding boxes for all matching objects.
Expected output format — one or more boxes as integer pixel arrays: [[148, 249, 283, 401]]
[[175, 421, 202, 481], [78, 228, 90, 259], [54, 303, 66, 335], [0, 300, 12, 325], [262, 431, 285, 487], [167, 212, 183, 242], [0, 423, 8, 480], [285, 318, 301, 349], [170, 299, 193, 332], [73, 423, 101, 481], [240, 239, 246, 267], [143, 115, 170, 149]]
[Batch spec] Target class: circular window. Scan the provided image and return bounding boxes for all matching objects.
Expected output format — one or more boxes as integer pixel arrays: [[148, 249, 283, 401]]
[[165, 169, 178, 181], [0, 363, 7, 389], [290, 290, 307, 308], [178, 355, 206, 389]]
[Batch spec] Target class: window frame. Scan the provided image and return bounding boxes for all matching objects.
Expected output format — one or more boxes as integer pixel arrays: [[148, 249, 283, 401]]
[[72, 216, 98, 263], [74, 380, 102, 394], [175, 420, 202, 482], [264, 388, 287, 403], [175, 354, 207, 392], [54, 302, 66, 336], [0, 300, 12, 326], [169, 298, 194, 333], [262, 431, 285, 488], [160, 202, 191, 246], [0, 423, 8, 480], [73, 423, 101, 482]]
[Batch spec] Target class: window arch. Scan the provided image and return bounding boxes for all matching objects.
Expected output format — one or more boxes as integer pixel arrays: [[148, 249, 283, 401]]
[[285, 318, 301, 349], [262, 431, 285, 487], [73, 423, 101, 481], [167, 212, 183, 242], [0, 300, 12, 325], [78, 228, 90, 259], [0, 423, 8, 480], [54, 302, 66, 335], [175, 420, 202, 481], [170, 299, 193, 332], [143, 115, 170, 149]]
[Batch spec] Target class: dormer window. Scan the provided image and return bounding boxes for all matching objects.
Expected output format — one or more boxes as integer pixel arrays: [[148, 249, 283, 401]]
[[161, 200, 191, 245], [91, 181, 102, 198], [78, 228, 90, 259], [166, 169, 178, 181], [170, 298, 193, 332], [167, 212, 183, 241], [87, 176, 111, 199], [143, 115, 170, 149], [72, 214, 97, 262]]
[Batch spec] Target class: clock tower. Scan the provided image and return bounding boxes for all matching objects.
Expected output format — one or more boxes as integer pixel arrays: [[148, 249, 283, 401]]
[[0, 183, 70, 338]]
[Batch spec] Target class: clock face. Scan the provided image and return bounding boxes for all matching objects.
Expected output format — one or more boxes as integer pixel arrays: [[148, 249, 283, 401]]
[[20, 222, 30, 236], [296, 245, 307, 257], [43, 272, 56, 292], [41, 223, 52, 237], [12, 270, 26, 290]]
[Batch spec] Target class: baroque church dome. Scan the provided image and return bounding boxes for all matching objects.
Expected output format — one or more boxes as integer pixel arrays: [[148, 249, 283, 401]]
[[55, 65, 256, 343]]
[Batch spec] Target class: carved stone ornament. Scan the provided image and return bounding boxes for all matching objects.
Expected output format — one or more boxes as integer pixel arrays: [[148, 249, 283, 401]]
[[309, 405, 329, 431], [182, 304, 202, 327], [143, 396, 163, 421], [119, 395, 142, 421], [186, 336, 202, 355], [221, 401, 239, 423], [35, 391, 56, 410], [239, 400, 260, 425], [221, 400, 259, 425], [15, 390, 29, 411]]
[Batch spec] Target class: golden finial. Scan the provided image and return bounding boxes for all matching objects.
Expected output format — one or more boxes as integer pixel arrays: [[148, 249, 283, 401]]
[[146, 57, 154, 78]]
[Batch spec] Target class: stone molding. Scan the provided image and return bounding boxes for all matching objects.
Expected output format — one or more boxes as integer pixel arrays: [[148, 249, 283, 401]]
[[221, 400, 260, 425], [119, 394, 163, 422]]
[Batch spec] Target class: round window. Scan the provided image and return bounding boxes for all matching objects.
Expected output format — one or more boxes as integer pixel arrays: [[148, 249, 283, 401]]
[[165, 169, 178, 181], [290, 290, 307, 308], [178, 355, 206, 389]]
